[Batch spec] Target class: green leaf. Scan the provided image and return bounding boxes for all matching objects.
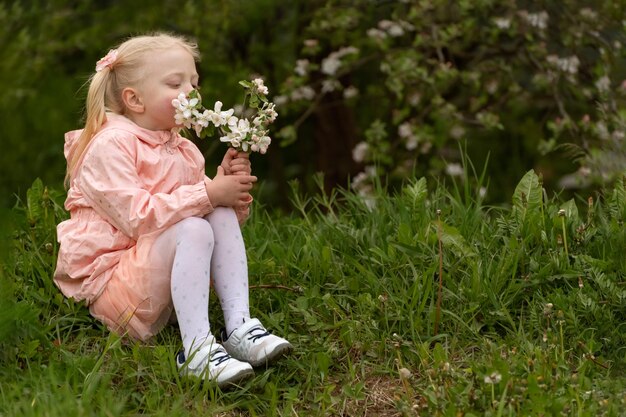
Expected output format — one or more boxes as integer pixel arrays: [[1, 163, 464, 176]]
[[430, 221, 477, 259], [511, 169, 542, 229], [188, 89, 201, 100], [278, 126, 297, 147], [26, 178, 44, 226], [403, 177, 428, 206], [560, 199, 579, 224], [609, 174, 626, 222]]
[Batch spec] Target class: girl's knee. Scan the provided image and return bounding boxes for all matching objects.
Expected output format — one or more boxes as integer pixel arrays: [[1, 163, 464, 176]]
[[206, 206, 238, 224], [175, 216, 214, 245]]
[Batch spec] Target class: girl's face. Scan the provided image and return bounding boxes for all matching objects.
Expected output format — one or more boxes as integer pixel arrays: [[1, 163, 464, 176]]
[[133, 46, 199, 131]]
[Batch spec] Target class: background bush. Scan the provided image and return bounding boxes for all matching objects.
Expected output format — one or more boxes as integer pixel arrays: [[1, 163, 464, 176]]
[[2, 0, 625, 209]]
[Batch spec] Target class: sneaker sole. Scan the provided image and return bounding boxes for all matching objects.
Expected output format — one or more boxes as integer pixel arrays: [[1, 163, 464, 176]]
[[216, 366, 255, 388], [249, 342, 292, 367], [178, 364, 255, 388]]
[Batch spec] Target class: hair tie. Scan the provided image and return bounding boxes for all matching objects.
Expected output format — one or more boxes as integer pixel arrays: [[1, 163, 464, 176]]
[[95, 49, 118, 72]]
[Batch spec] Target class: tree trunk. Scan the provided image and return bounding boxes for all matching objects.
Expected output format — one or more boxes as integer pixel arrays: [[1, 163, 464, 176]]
[[313, 95, 359, 192]]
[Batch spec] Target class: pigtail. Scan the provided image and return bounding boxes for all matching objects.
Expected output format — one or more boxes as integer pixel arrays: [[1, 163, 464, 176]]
[[64, 70, 110, 187]]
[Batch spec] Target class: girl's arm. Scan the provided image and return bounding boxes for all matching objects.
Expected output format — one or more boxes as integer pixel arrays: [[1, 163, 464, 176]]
[[77, 132, 214, 240]]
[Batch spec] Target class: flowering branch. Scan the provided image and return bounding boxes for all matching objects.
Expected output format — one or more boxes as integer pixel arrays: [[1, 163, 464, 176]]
[[172, 78, 277, 154]]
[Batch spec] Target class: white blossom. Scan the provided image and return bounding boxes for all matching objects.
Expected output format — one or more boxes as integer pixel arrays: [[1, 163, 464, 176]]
[[322, 79, 341, 93], [450, 125, 466, 140], [493, 17, 511, 29], [595, 121, 610, 140], [579, 166, 591, 177], [291, 85, 316, 101], [321, 47, 359, 76], [377, 19, 407, 37], [252, 78, 269, 95], [547, 55, 580, 75], [352, 142, 369, 163], [387, 23, 405, 37], [445, 163, 464, 177], [352, 171, 369, 192], [257, 136, 271, 154], [398, 122, 413, 138], [559, 56, 580, 75], [406, 135, 418, 151], [484, 372, 502, 384], [321, 56, 341, 76], [408, 92, 421, 106], [172, 92, 201, 129], [486, 79, 499, 94], [378, 20, 394, 30], [595, 76, 611, 92], [208, 101, 235, 127], [260, 102, 278, 123], [343, 86, 359, 99], [193, 109, 212, 135], [580, 8, 597, 20], [352, 167, 377, 205], [295, 59, 310, 77], [398, 20, 415, 31], [367, 28, 387, 40], [525, 11, 549, 30], [273, 95, 288, 106]]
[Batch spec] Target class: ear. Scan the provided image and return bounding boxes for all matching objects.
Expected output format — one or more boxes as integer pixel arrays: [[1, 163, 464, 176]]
[[121, 87, 145, 114]]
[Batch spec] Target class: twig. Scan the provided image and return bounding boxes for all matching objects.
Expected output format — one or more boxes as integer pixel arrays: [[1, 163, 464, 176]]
[[434, 209, 444, 335], [249, 284, 303, 293], [558, 209, 569, 259], [431, 25, 445, 63], [577, 341, 610, 370]]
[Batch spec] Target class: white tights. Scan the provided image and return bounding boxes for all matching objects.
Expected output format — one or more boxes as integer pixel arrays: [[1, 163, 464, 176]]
[[152, 207, 250, 355]]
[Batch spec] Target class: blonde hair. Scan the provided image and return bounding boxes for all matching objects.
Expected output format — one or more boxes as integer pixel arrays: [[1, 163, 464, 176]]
[[65, 32, 200, 186]]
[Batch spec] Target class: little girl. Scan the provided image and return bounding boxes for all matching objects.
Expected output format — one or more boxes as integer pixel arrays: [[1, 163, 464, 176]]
[[54, 32, 291, 387]]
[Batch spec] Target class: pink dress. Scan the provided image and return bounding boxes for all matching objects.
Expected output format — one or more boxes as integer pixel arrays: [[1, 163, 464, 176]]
[[54, 113, 246, 340]]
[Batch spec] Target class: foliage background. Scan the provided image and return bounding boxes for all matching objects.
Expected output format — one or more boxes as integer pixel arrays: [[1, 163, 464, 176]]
[[1, 0, 625, 210], [2, 1, 626, 414]]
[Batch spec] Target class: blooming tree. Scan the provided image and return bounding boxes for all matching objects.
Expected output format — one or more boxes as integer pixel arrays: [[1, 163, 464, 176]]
[[274, 0, 626, 197]]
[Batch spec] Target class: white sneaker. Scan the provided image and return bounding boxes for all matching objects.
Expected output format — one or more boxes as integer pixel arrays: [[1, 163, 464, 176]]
[[222, 318, 292, 367], [176, 335, 254, 388]]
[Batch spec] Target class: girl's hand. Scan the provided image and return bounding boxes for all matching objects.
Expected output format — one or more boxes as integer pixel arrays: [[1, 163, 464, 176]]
[[230, 151, 251, 176], [220, 148, 251, 176], [205, 166, 257, 208]]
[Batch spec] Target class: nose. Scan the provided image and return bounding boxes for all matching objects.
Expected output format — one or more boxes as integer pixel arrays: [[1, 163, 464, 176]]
[[183, 84, 195, 94]]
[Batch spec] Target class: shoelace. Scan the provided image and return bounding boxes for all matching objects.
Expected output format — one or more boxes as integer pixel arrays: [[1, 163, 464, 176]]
[[178, 347, 232, 368], [246, 325, 271, 342], [209, 347, 232, 366]]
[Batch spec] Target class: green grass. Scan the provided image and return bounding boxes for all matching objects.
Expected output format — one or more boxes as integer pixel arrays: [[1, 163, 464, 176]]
[[2, 171, 626, 416]]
